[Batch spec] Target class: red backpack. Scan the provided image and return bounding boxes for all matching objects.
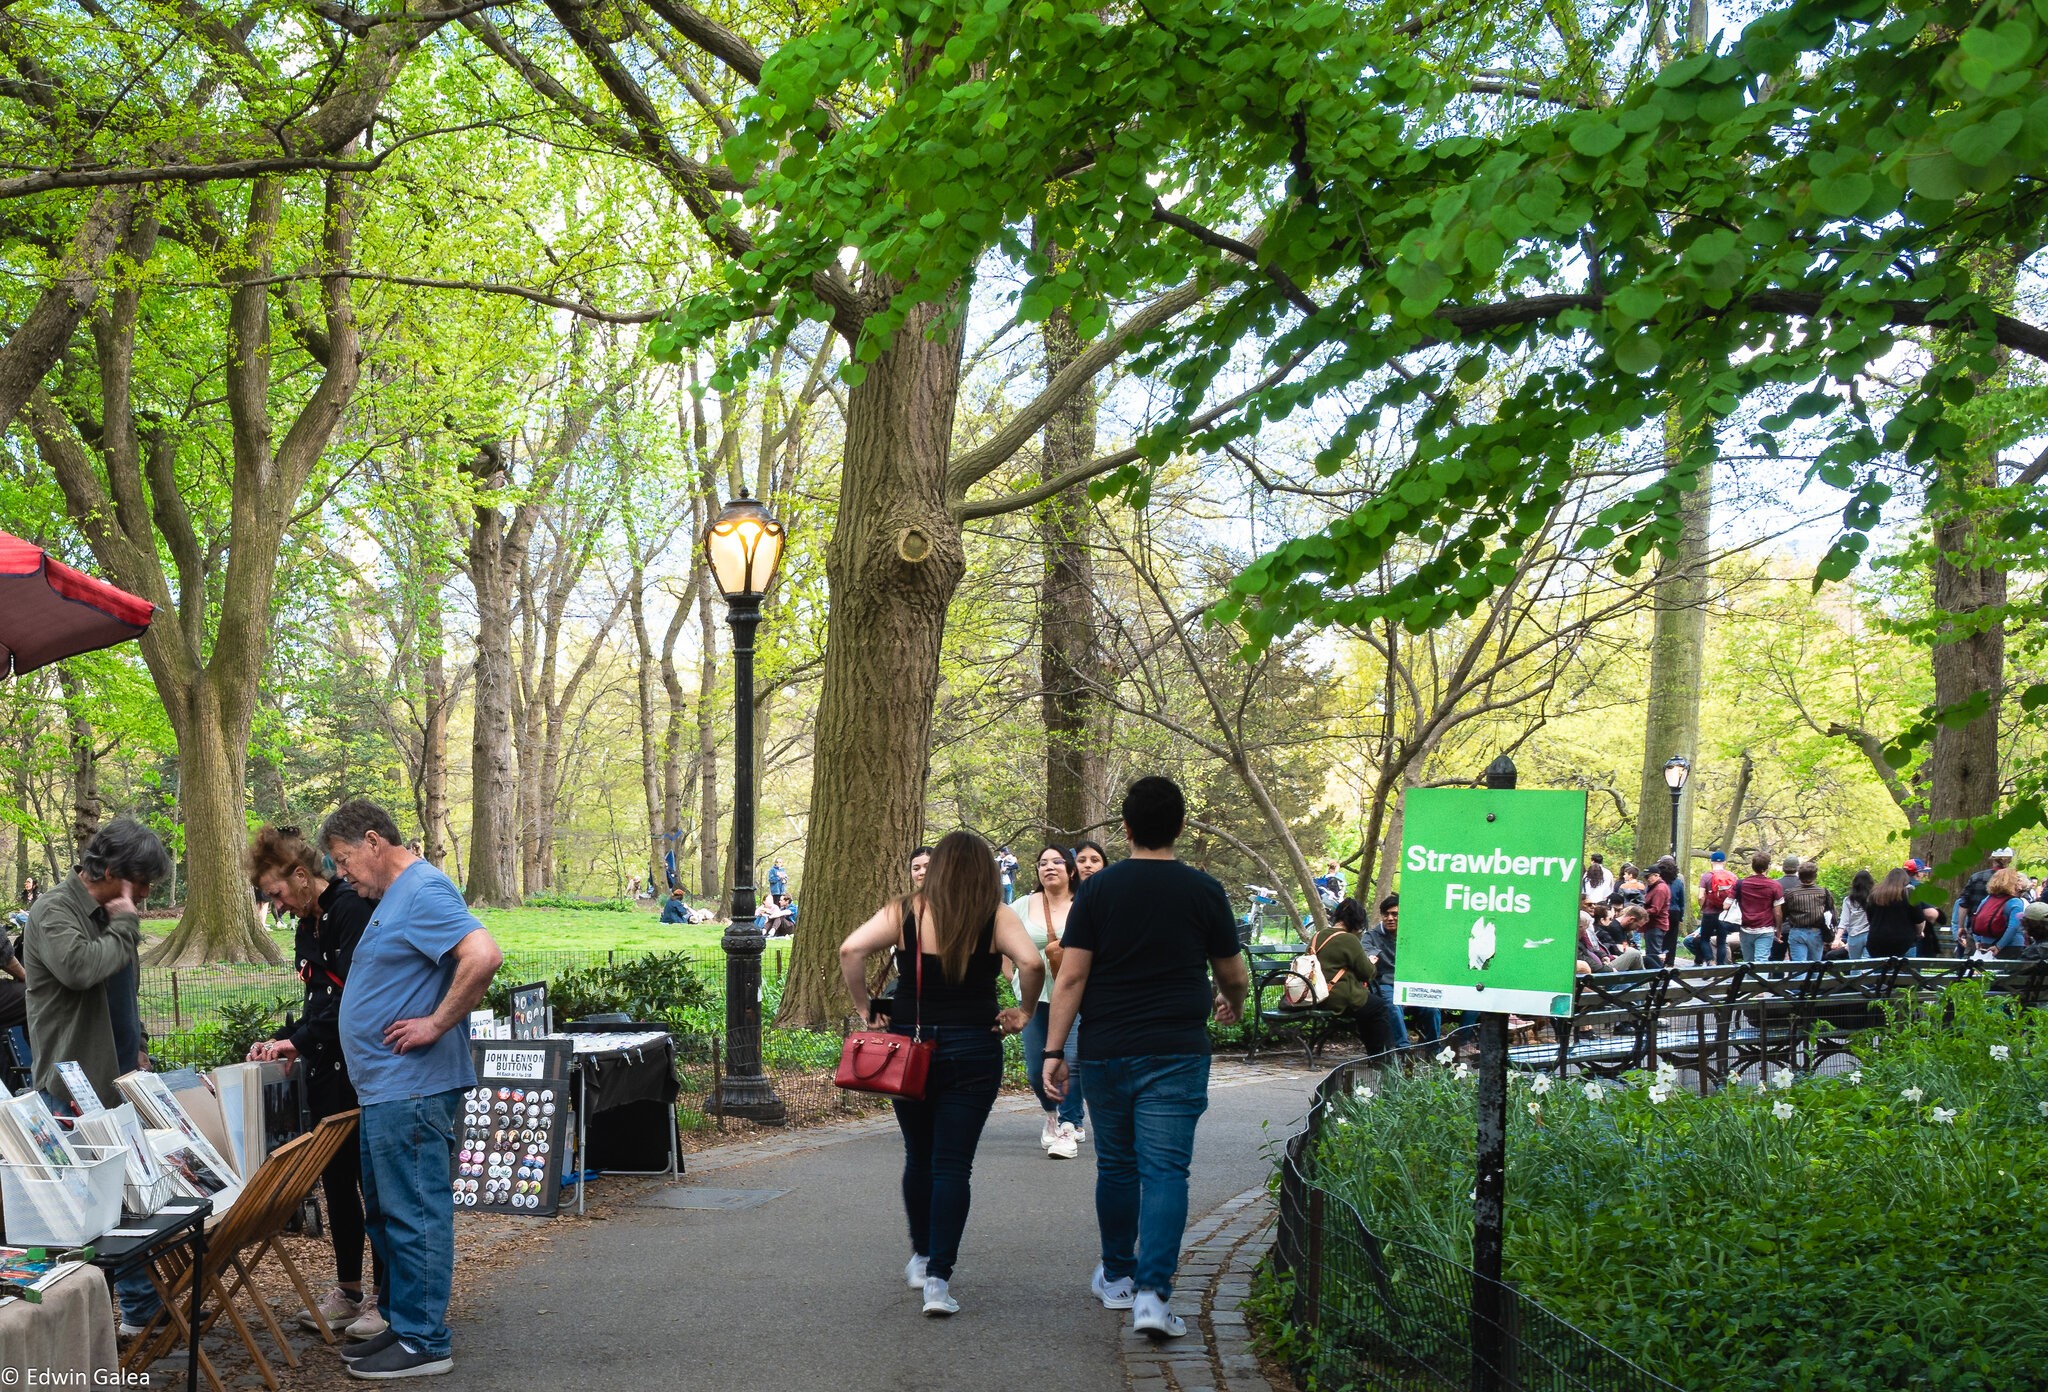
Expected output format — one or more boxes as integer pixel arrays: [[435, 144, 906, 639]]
[[1702, 869, 1737, 912], [1972, 895, 2012, 939]]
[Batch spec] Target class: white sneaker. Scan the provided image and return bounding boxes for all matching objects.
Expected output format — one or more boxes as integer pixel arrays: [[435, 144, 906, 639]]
[[1047, 1122, 1079, 1160], [905, 1254, 928, 1289], [921, 1276, 959, 1317], [1090, 1264, 1135, 1310], [301, 1285, 365, 1333], [1070, 1125, 1086, 1144], [344, 1301, 389, 1341], [1039, 1113, 1060, 1151], [1133, 1290, 1186, 1339], [118, 1322, 148, 1340]]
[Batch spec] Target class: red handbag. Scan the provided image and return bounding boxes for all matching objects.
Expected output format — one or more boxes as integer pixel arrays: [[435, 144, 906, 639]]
[[834, 911, 933, 1099]]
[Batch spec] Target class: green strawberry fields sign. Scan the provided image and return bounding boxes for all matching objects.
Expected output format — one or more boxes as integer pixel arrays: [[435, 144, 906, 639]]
[[1394, 787, 1587, 1017]]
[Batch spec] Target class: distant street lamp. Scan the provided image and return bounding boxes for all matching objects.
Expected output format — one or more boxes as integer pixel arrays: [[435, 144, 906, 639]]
[[703, 490, 787, 1124], [1663, 755, 1691, 859]]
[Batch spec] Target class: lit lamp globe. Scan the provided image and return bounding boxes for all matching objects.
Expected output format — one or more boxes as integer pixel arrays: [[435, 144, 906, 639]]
[[1663, 755, 1691, 791], [702, 491, 786, 601]]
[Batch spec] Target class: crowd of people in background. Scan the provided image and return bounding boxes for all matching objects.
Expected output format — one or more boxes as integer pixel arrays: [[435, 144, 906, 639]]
[[1574, 845, 2048, 973]]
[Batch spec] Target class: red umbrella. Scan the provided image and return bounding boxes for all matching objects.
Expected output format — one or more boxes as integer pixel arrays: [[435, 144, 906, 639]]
[[0, 531, 154, 677]]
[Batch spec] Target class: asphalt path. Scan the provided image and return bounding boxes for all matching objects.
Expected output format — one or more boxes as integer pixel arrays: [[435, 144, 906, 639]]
[[432, 1063, 1318, 1392]]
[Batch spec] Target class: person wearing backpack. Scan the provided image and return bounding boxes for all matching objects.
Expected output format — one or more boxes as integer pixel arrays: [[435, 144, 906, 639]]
[[1694, 851, 1739, 965], [1291, 898, 1388, 1052], [1962, 866, 2027, 955], [1955, 849, 2014, 928]]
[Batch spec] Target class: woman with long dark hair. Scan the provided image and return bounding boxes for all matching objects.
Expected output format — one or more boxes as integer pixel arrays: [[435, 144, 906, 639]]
[[1840, 869, 1875, 959], [838, 831, 1041, 1316], [1864, 868, 1924, 958], [1014, 845, 1088, 1157], [244, 824, 386, 1340], [1073, 840, 1110, 882]]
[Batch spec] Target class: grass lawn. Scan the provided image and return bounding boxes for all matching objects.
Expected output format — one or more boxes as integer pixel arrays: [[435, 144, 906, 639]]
[[135, 906, 752, 1046], [472, 906, 732, 963]]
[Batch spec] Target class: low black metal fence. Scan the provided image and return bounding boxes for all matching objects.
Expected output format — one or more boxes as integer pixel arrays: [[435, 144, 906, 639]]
[[1270, 1054, 1685, 1392]]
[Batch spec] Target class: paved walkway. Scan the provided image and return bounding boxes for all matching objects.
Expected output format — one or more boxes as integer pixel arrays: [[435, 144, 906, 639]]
[[423, 1062, 1317, 1392]]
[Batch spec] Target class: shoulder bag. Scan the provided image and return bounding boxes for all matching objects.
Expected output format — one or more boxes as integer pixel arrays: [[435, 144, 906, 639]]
[[834, 907, 935, 1099], [1284, 932, 1337, 1007]]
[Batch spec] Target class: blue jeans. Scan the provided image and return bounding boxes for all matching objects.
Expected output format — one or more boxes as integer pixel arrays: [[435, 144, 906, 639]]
[[890, 1027, 1003, 1280], [359, 1089, 462, 1357], [1787, 927, 1825, 963], [1372, 980, 1409, 1048], [1739, 929, 1776, 964], [1082, 1053, 1210, 1300], [1020, 1002, 1085, 1126], [1414, 1008, 1479, 1045]]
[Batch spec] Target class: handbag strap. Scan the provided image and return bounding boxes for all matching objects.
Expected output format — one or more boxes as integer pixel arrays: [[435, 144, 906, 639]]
[[901, 902, 925, 1042]]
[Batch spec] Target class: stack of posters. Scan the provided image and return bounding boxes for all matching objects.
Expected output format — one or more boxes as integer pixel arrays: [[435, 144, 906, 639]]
[[0, 1091, 91, 1238], [115, 1071, 242, 1213]]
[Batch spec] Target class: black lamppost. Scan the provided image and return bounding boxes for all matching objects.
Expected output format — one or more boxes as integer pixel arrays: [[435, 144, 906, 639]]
[[1663, 755, 1691, 858], [703, 489, 788, 1124]]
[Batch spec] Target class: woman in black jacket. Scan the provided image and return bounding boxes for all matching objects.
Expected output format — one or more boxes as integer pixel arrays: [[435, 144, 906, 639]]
[[1863, 868, 1925, 958], [246, 824, 385, 1340]]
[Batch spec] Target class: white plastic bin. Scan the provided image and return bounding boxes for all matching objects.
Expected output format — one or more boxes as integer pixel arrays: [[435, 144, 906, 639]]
[[0, 1144, 126, 1247]]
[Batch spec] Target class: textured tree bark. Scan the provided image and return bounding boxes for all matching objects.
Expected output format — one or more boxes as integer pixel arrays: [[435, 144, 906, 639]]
[[776, 286, 967, 1027], [657, 571, 697, 892], [421, 615, 452, 868], [1038, 295, 1108, 840], [56, 668, 102, 855], [0, 192, 132, 435], [695, 574, 722, 903], [36, 171, 358, 963], [630, 560, 666, 892], [464, 445, 523, 908], [1716, 750, 1752, 859], [1634, 433, 1713, 870], [1920, 486, 2005, 891]]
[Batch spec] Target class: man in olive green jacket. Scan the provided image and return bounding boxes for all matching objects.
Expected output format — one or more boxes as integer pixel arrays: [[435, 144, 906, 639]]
[[24, 818, 170, 1107]]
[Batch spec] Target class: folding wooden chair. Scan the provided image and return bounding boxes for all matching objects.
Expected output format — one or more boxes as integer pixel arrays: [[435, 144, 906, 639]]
[[125, 1111, 358, 1391]]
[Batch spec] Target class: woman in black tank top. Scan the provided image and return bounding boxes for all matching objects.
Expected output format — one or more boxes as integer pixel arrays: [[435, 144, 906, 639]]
[[838, 830, 1043, 1317]]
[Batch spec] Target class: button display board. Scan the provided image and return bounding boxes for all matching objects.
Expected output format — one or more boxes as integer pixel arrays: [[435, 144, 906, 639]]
[[453, 1039, 571, 1217], [1393, 787, 1587, 1017]]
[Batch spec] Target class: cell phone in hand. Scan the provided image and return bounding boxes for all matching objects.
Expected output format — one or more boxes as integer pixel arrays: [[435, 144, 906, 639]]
[[868, 997, 894, 1019]]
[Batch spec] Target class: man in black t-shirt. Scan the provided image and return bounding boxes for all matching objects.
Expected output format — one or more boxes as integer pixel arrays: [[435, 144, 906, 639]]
[[1044, 776, 1250, 1343]]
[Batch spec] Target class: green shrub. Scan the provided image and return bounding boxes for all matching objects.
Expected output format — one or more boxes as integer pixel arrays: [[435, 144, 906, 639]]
[[1312, 980, 2048, 1391], [522, 893, 637, 912]]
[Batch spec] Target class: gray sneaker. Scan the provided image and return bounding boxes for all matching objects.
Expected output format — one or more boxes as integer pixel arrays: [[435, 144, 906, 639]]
[[340, 1329, 401, 1363], [345, 1339, 453, 1380]]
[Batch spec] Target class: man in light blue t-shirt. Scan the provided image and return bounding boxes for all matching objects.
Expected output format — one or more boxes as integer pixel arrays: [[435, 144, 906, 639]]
[[322, 799, 502, 1381]]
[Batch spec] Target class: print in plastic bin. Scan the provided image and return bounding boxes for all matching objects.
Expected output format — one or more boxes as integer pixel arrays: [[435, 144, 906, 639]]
[[0, 1145, 126, 1247]]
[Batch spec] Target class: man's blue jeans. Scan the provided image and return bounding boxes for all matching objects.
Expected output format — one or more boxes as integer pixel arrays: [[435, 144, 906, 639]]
[[1372, 980, 1408, 1048], [360, 1089, 463, 1357], [1081, 1054, 1210, 1300], [1021, 1002, 1085, 1126], [1739, 929, 1776, 964], [1787, 927, 1825, 962]]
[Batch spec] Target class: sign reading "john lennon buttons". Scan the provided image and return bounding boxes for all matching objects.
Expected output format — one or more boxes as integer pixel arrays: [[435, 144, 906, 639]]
[[1395, 788, 1587, 1018]]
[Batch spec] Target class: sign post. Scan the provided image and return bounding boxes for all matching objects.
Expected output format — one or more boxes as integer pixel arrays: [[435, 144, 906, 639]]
[[1396, 765, 1585, 1392]]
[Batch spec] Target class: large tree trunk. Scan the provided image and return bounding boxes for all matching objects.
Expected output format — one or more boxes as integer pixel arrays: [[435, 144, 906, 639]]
[[465, 451, 523, 907], [1920, 495, 2005, 889], [776, 289, 967, 1027], [167, 676, 271, 962], [1634, 439, 1713, 870], [1038, 297, 1108, 839]]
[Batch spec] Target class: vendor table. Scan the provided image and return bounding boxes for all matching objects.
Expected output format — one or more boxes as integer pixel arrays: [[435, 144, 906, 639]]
[[549, 1027, 680, 1215], [97, 1197, 210, 1391], [0, 1259, 117, 1377]]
